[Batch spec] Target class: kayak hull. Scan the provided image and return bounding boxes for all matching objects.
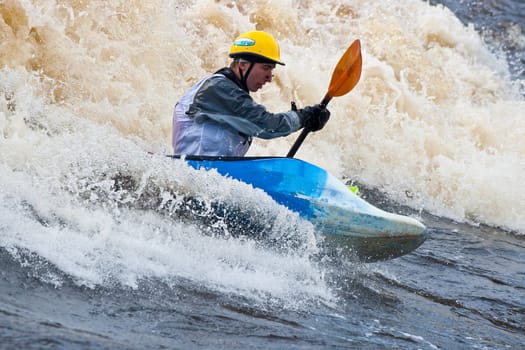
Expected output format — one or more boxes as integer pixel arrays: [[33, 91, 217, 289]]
[[181, 156, 427, 262]]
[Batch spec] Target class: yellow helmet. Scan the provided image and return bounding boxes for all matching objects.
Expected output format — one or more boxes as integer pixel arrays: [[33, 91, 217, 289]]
[[229, 30, 285, 65]]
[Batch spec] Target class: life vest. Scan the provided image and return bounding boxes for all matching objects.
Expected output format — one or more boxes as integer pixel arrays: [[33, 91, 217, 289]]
[[172, 68, 301, 157]]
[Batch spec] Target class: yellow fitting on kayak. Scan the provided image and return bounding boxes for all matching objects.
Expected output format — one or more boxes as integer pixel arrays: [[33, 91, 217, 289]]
[[348, 185, 359, 195]]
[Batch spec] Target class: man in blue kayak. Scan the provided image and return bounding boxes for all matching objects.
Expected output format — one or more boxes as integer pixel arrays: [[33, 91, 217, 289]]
[[172, 30, 330, 156]]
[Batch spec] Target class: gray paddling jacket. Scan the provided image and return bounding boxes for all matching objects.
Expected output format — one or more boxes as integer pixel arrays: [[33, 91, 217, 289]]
[[172, 67, 303, 156]]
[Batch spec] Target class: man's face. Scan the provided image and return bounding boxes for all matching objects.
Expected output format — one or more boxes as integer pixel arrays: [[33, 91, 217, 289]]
[[240, 62, 276, 92]]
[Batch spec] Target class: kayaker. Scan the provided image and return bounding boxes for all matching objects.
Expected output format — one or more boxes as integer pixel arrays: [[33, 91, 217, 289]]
[[172, 30, 330, 156]]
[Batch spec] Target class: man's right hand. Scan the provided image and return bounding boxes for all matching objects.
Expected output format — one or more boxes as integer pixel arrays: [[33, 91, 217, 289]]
[[297, 104, 331, 132]]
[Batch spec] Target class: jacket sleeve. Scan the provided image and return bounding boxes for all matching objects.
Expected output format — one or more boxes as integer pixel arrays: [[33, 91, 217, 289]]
[[187, 75, 302, 139]]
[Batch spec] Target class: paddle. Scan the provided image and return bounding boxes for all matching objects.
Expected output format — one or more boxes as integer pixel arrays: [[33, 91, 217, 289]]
[[286, 39, 363, 158]]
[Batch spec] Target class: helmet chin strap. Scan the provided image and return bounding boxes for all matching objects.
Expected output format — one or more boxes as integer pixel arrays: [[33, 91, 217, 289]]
[[239, 61, 255, 92]]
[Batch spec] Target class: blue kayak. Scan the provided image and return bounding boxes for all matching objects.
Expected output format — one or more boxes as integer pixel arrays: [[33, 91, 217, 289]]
[[181, 156, 427, 262]]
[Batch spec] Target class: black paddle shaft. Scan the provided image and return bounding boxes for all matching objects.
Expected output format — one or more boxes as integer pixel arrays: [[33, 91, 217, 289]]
[[286, 128, 310, 158]]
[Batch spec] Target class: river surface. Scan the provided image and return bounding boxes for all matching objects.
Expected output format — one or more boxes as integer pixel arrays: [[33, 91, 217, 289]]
[[1, 0, 524, 349]]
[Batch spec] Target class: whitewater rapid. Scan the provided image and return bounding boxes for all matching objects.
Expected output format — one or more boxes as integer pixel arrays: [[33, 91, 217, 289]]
[[2, 0, 523, 234]]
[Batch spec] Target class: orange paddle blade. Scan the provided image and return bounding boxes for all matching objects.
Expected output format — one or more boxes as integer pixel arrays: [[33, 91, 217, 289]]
[[287, 39, 363, 158], [326, 39, 362, 100]]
